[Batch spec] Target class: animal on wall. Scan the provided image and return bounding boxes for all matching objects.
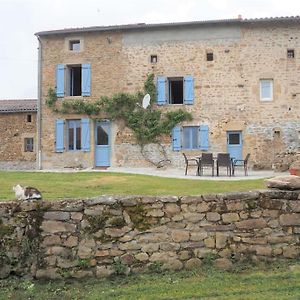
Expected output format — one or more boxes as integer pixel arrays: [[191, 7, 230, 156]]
[[12, 184, 42, 201]]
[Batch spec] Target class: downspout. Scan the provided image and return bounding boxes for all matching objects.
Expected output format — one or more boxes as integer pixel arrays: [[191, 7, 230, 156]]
[[37, 36, 42, 170]]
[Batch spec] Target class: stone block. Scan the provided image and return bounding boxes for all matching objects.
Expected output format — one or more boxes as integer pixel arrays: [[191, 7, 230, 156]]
[[119, 241, 141, 250], [283, 246, 299, 258], [44, 211, 70, 221], [265, 175, 300, 190], [206, 212, 220, 221], [163, 259, 183, 271], [204, 237, 215, 248], [190, 232, 208, 241], [183, 212, 205, 223], [41, 220, 76, 233], [215, 232, 228, 249], [96, 266, 114, 278], [64, 235, 78, 247], [236, 218, 267, 229], [214, 258, 232, 270], [185, 258, 202, 270], [164, 203, 181, 215], [196, 202, 210, 212], [171, 230, 190, 242], [279, 214, 300, 226], [222, 213, 239, 223], [160, 242, 180, 251], [36, 268, 61, 279], [135, 253, 149, 261], [42, 235, 61, 246], [178, 250, 191, 260]]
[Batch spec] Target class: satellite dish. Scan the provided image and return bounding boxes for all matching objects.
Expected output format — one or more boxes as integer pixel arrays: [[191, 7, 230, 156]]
[[142, 94, 151, 109]]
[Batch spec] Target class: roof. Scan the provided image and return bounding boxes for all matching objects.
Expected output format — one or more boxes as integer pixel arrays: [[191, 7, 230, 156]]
[[0, 99, 37, 113], [35, 16, 300, 37]]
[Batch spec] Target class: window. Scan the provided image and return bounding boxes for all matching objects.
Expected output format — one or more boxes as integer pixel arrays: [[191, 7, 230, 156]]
[[206, 52, 214, 61], [69, 40, 80, 51], [56, 63, 91, 97], [27, 114, 32, 123], [67, 120, 81, 151], [24, 138, 34, 152], [287, 49, 295, 58], [157, 76, 194, 105], [169, 77, 184, 104], [67, 65, 82, 96], [183, 127, 199, 150], [150, 55, 158, 63], [260, 79, 273, 101]]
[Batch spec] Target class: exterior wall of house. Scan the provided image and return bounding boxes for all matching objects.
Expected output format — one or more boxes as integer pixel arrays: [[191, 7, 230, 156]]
[[39, 21, 300, 170], [0, 112, 36, 169]]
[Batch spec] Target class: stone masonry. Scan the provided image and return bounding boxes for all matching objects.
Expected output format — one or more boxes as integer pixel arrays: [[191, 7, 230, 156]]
[[37, 18, 300, 170], [0, 109, 36, 170], [0, 190, 299, 279]]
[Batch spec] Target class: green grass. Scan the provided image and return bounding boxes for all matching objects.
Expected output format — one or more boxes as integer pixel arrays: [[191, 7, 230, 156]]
[[0, 171, 265, 201], [0, 264, 299, 299]]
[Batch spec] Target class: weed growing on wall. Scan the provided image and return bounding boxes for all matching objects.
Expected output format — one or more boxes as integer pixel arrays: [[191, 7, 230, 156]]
[[45, 74, 192, 166]]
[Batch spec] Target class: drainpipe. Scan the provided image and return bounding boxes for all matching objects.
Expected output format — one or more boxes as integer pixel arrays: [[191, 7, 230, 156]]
[[37, 36, 42, 170]]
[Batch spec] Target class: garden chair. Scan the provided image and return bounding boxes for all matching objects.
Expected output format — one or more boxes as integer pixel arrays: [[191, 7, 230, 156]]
[[182, 153, 200, 176], [216, 153, 232, 176], [232, 153, 250, 176], [199, 153, 214, 176]]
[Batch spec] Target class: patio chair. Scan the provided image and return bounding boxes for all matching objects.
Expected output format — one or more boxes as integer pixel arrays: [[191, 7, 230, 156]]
[[199, 153, 214, 176], [216, 153, 232, 176], [182, 153, 200, 176], [232, 153, 250, 176]]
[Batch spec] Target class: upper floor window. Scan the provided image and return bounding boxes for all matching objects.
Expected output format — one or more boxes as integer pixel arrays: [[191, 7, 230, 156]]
[[156, 76, 194, 105], [27, 114, 32, 123], [69, 40, 80, 51], [56, 63, 91, 97], [260, 79, 273, 101], [206, 52, 214, 61]]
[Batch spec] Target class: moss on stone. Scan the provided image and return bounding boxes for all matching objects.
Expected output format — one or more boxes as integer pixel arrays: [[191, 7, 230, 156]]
[[126, 204, 151, 231]]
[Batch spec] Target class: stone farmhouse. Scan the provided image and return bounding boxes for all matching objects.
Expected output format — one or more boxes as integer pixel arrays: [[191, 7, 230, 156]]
[[35, 16, 300, 170], [0, 100, 37, 169]]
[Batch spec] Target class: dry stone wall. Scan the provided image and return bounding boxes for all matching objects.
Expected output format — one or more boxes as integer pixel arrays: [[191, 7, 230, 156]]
[[0, 190, 299, 279]]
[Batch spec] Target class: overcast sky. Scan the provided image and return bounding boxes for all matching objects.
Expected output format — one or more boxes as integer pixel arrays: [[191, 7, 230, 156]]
[[1, 0, 300, 99]]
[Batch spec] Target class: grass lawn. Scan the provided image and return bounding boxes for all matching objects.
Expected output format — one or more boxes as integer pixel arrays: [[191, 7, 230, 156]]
[[0, 264, 299, 299], [0, 171, 265, 201]]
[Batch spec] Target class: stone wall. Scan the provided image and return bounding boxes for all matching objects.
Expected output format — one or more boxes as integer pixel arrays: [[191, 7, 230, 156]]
[[1, 190, 299, 279], [0, 112, 36, 168]]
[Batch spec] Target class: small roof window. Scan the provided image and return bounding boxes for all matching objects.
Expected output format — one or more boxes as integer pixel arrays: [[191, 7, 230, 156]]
[[69, 40, 80, 51]]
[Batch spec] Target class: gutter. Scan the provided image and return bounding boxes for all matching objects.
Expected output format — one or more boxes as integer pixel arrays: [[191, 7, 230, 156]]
[[37, 36, 42, 170]]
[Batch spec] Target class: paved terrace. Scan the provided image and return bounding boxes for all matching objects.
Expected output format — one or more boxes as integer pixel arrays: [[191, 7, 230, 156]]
[[38, 167, 288, 180]]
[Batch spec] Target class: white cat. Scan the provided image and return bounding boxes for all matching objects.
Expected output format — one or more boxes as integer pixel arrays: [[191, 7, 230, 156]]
[[13, 184, 42, 201]]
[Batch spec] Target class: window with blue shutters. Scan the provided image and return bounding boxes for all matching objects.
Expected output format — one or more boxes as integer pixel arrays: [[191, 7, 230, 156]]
[[176, 125, 209, 151], [157, 76, 194, 105], [56, 63, 91, 97]]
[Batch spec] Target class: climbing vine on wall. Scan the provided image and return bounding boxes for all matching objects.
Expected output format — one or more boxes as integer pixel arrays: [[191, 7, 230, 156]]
[[45, 74, 192, 166]]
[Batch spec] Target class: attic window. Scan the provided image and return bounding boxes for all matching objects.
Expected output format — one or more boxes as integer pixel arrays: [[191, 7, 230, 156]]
[[206, 52, 214, 61], [27, 114, 32, 123], [150, 55, 157, 63], [287, 49, 295, 58], [69, 40, 80, 51]]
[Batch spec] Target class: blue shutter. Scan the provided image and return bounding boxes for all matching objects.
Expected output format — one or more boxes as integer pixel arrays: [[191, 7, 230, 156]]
[[82, 63, 91, 96], [81, 118, 90, 151], [184, 76, 194, 105], [157, 76, 167, 105], [172, 126, 182, 151], [56, 64, 65, 97], [55, 119, 64, 152], [199, 125, 209, 151]]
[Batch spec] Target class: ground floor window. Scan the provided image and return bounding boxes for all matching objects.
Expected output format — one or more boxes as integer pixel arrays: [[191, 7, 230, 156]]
[[67, 120, 81, 151], [24, 138, 34, 152], [183, 126, 199, 150]]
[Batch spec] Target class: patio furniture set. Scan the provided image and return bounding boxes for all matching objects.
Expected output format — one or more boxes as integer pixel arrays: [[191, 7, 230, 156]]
[[182, 153, 250, 177]]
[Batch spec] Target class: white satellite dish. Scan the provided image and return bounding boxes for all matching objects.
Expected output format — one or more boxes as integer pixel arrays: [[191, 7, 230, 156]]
[[142, 94, 151, 109]]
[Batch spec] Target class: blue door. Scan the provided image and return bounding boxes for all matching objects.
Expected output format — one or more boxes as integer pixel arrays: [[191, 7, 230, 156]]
[[95, 121, 111, 167], [227, 131, 243, 164]]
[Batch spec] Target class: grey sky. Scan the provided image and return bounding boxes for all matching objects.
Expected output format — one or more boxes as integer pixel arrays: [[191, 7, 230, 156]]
[[1, 0, 300, 99]]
